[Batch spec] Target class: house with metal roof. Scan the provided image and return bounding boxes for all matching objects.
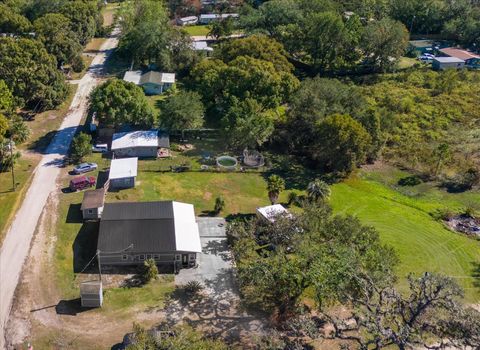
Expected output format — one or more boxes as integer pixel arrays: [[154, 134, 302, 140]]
[[438, 47, 480, 68], [177, 16, 198, 26], [123, 71, 176, 95], [81, 188, 106, 220], [97, 201, 202, 269], [111, 130, 170, 158], [198, 13, 238, 24], [191, 41, 213, 54], [108, 157, 138, 189], [432, 57, 465, 70]]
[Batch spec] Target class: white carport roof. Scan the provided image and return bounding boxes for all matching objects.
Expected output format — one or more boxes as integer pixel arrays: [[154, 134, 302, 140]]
[[111, 130, 159, 150], [109, 157, 138, 180], [172, 201, 202, 253], [123, 70, 142, 85], [256, 204, 291, 223]]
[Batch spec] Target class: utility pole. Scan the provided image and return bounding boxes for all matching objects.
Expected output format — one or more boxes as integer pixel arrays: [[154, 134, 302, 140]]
[[9, 138, 15, 191]]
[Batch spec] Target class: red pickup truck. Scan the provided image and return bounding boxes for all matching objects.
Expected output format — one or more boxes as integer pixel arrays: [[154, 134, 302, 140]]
[[69, 176, 96, 191]]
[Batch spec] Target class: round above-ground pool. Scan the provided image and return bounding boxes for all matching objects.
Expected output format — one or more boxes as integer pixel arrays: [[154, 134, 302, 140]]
[[216, 155, 238, 170]]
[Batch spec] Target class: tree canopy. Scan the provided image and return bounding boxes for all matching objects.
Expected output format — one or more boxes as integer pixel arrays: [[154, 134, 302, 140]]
[[0, 37, 69, 110], [89, 79, 155, 128], [159, 91, 205, 134]]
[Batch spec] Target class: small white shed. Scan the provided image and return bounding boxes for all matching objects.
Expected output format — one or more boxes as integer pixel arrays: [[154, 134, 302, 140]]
[[256, 204, 291, 224], [109, 157, 138, 189]]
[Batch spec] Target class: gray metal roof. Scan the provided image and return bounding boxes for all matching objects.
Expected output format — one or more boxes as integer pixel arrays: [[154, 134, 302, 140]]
[[98, 201, 200, 254]]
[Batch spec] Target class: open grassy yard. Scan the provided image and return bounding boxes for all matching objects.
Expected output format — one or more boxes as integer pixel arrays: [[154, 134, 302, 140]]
[[182, 25, 212, 36], [330, 167, 480, 302]]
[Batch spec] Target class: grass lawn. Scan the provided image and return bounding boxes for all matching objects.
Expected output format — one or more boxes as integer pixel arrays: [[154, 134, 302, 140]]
[[398, 56, 419, 70], [182, 25, 211, 36], [330, 168, 480, 302]]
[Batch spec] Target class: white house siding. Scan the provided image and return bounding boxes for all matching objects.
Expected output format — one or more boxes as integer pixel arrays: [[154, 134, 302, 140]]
[[82, 207, 102, 220], [99, 252, 196, 266]]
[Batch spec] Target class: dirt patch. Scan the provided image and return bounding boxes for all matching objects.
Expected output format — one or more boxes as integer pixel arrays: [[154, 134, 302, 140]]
[[203, 191, 212, 201]]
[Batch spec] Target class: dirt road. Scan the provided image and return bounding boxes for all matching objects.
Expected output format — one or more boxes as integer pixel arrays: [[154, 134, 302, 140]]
[[0, 29, 119, 349]]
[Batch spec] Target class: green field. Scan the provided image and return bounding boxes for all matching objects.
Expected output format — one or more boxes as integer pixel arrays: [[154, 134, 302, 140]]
[[182, 25, 211, 36], [330, 169, 480, 302]]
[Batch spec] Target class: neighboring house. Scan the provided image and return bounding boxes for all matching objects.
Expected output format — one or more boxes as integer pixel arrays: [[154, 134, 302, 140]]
[[177, 16, 198, 26], [191, 41, 213, 54], [256, 204, 291, 224], [97, 201, 202, 269], [108, 157, 138, 189], [81, 188, 106, 220], [408, 40, 435, 55], [198, 13, 239, 24], [438, 47, 480, 68], [140, 71, 175, 95], [111, 130, 170, 158], [123, 71, 176, 95], [432, 57, 465, 70]]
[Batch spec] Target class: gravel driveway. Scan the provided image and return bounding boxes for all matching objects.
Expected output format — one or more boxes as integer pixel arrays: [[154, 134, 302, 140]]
[[0, 28, 120, 349]]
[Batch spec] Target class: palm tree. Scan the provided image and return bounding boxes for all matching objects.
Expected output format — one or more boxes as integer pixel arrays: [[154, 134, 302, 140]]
[[307, 179, 330, 202], [267, 175, 285, 204]]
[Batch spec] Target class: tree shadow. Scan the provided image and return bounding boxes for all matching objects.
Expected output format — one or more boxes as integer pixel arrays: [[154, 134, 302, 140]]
[[161, 269, 268, 343], [199, 210, 216, 217], [28, 130, 57, 153], [72, 222, 99, 273], [262, 155, 320, 191], [203, 239, 232, 262], [96, 170, 110, 189], [225, 213, 255, 222]]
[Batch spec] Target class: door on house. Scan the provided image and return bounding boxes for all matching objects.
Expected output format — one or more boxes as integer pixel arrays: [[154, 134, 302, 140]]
[[182, 254, 188, 267]]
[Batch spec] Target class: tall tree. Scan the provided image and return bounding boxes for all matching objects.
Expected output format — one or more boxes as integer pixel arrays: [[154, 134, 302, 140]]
[[221, 98, 274, 149], [159, 91, 204, 139], [0, 3, 32, 34], [0, 37, 69, 110], [34, 13, 83, 69], [89, 79, 155, 128], [60, 1, 100, 45], [306, 179, 330, 202], [312, 114, 372, 175], [361, 17, 409, 72]]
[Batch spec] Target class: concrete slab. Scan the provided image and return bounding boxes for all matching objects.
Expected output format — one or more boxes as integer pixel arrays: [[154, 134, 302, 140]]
[[196, 217, 226, 237]]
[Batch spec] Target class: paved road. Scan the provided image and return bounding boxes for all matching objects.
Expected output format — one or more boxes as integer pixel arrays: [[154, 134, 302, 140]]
[[0, 29, 119, 349]]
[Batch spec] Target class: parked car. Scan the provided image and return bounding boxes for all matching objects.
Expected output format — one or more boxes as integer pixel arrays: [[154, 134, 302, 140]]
[[73, 162, 97, 174], [419, 53, 435, 62], [69, 176, 96, 191], [92, 144, 108, 153]]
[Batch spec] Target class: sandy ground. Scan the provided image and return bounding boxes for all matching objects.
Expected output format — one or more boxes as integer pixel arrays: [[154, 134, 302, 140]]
[[0, 28, 120, 349]]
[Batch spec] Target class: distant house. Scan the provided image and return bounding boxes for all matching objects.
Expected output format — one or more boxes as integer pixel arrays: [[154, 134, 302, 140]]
[[438, 47, 480, 68], [256, 204, 291, 224], [108, 157, 138, 189], [432, 57, 465, 70], [408, 40, 435, 55], [111, 130, 170, 158], [198, 13, 238, 24], [97, 201, 202, 269], [191, 41, 213, 54], [123, 71, 176, 95], [81, 188, 106, 220], [177, 16, 198, 26]]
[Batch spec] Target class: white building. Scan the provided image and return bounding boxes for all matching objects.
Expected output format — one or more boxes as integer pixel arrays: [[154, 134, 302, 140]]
[[109, 157, 138, 189], [256, 204, 291, 224], [177, 16, 198, 26], [111, 130, 170, 158]]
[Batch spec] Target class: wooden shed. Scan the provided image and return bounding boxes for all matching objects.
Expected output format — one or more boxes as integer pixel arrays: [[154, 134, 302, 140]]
[[80, 280, 103, 307], [81, 188, 106, 220]]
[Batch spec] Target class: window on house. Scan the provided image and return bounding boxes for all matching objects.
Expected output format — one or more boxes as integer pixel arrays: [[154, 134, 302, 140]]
[[175, 254, 181, 261], [87, 209, 94, 214], [122, 254, 128, 261], [189, 254, 195, 261], [139, 254, 145, 261], [153, 254, 160, 260], [146, 254, 152, 260]]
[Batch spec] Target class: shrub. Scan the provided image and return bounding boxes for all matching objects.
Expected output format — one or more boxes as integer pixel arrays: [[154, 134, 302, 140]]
[[287, 192, 298, 206], [398, 175, 422, 187], [141, 258, 158, 283], [214, 196, 225, 215], [184, 280, 204, 296], [430, 208, 454, 221], [70, 132, 92, 163]]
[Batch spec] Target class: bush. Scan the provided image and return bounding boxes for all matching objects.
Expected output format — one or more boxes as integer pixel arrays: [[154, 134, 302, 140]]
[[430, 208, 454, 221], [141, 258, 158, 283], [70, 132, 92, 163], [214, 196, 225, 215], [398, 175, 422, 187], [184, 280, 204, 296]]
